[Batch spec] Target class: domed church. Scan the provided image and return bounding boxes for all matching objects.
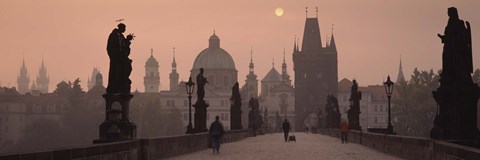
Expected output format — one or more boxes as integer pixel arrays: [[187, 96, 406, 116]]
[[190, 32, 237, 90]]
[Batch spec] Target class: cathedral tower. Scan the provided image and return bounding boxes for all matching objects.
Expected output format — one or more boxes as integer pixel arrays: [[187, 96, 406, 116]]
[[293, 13, 338, 131], [169, 47, 179, 91], [17, 57, 30, 94], [144, 49, 160, 93]]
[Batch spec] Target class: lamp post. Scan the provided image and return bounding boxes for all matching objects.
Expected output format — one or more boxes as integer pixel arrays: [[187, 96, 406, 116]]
[[384, 75, 394, 134], [185, 77, 195, 134]]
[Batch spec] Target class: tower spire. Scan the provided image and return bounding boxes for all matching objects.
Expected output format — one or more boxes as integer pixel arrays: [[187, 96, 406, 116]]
[[316, 7, 318, 18], [396, 55, 405, 82], [249, 47, 255, 74], [250, 47, 253, 63], [150, 48, 153, 56], [293, 35, 297, 53], [173, 47, 176, 63]]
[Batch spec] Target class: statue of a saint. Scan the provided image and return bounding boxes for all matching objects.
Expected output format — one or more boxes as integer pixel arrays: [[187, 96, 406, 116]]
[[106, 23, 134, 94], [196, 68, 209, 101], [437, 7, 472, 83]]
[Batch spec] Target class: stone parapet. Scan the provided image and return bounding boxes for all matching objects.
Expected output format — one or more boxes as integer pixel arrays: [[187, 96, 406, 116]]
[[0, 129, 253, 160], [318, 128, 480, 160]]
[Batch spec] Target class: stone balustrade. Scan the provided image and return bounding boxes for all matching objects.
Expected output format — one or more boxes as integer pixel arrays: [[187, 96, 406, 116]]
[[0, 129, 253, 160], [318, 128, 480, 160]]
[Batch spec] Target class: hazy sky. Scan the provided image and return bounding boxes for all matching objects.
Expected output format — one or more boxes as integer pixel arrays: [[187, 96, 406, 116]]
[[1, 0, 479, 92]]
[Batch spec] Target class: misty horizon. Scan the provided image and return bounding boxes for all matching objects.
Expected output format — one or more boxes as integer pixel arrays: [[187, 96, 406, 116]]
[[1, 0, 479, 92]]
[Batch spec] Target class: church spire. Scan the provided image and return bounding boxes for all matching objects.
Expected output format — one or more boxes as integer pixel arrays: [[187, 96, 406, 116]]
[[17, 56, 30, 94], [249, 47, 254, 73], [172, 47, 177, 70], [396, 55, 406, 83], [329, 25, 337, 52], [36, 58, 49, 93], [282, 48, 291, 84], [169, 47, 179, 91]]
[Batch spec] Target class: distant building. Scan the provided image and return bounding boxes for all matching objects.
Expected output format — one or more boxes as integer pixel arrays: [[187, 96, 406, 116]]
[[337, 78, 389, 129], [144, 49, 160, 93], [0, 90, 68, 148], [259, 52, 295, 131], [87, 68, 101, 91], [293, 15, 338, 131]]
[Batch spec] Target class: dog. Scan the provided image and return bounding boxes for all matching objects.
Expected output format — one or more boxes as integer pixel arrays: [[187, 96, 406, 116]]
[[288, 135, 296, 142]]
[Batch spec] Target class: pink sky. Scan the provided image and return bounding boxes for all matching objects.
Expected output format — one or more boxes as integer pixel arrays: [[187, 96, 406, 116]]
[[0, 0, 479, 92]]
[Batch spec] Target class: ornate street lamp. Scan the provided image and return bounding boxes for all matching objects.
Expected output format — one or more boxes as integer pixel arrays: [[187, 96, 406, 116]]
[[185, 77, 195, 134], [384, 75, 394, 134]]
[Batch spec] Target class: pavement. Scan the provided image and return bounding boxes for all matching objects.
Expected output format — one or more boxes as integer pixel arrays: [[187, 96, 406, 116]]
[[168, 132, 405, 160]]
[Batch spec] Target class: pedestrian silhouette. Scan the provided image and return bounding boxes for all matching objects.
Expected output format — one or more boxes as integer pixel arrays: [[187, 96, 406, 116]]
[[282, 119, 291, 142], [209, 115, 224, 154]]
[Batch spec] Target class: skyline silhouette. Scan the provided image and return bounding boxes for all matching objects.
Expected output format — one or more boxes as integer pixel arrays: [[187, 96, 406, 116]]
[[0, 0, 479, 92]]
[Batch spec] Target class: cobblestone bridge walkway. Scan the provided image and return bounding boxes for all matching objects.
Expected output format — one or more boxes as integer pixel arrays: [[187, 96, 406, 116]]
[[169, 132, 404, 160]]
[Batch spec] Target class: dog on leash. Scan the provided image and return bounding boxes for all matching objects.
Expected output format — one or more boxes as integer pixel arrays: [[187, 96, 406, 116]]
[[288, 135, 296, 142]]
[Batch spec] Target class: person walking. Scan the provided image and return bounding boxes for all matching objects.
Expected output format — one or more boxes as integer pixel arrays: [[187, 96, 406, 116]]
[[340, 120, 349, 143], [282, 119, 291, 142], [209, 116, 224, 153]]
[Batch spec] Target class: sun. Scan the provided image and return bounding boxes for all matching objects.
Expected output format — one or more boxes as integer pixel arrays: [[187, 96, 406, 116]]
[[275, 7, 284, 17]]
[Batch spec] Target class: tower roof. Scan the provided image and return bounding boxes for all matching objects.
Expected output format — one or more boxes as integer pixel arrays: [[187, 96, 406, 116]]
[[262, 66, 282, 82], [146, 49, 159, 67], [301, 18, 323, 53]]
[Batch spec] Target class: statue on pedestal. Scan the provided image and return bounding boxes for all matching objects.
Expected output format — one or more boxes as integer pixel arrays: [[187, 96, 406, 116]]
[[230, 82, 243, 130], [431, 7, 480, 147], [193, 68, 209, 133], [106, 23, 135, 94], [347, 80, 362, 131], [95, 22, 136, 143]]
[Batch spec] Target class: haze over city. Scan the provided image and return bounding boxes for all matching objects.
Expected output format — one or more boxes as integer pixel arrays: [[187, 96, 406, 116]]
[[1, 0, 479, 91]]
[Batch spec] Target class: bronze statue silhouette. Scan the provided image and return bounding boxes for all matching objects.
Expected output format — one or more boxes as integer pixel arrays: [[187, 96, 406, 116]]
[[106, 23, 134, 94], [437, 7, 472, 84], [196, 68, 209, 101]]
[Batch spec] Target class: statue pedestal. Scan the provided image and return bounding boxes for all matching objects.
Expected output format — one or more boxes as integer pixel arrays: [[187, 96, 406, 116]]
[[94, 93, 136, 143], [431, 83, 480, 147], [230, 104, 243, 130], [193, 100, 209, 133], [347, 109, 362, 131]]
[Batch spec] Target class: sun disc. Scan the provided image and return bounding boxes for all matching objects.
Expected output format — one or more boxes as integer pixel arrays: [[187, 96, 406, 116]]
[[275, 7, 284, 17]]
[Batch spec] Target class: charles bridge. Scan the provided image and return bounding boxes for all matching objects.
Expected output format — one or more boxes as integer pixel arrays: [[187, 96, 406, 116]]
[[1, 129, 479, 160]]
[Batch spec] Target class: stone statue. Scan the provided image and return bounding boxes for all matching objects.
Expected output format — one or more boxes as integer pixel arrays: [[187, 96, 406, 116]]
[[106, 23, 134, 94], [232, 82, 241, 104], [347, 79, 362, 130], [196, 68, 209, 101], [437, 7, 472, 84], [325, 95, 341, 128]]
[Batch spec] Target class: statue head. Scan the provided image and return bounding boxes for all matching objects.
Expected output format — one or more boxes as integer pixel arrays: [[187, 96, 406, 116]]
[[118, 23, 126, 33], [448, 7, 459, 19], [200, 68, 204, 73], [284, 119, 288, 122], [215, 115, 220, 120]]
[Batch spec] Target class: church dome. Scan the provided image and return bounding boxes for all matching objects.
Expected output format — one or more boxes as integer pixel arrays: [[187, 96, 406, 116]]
[[145, 54, 158, 67], [192, 33, 236, 69]]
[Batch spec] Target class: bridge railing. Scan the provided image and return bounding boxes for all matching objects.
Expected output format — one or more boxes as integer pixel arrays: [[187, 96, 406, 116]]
[[318, 128, 480, 160], [0, 129, 253, 160]]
